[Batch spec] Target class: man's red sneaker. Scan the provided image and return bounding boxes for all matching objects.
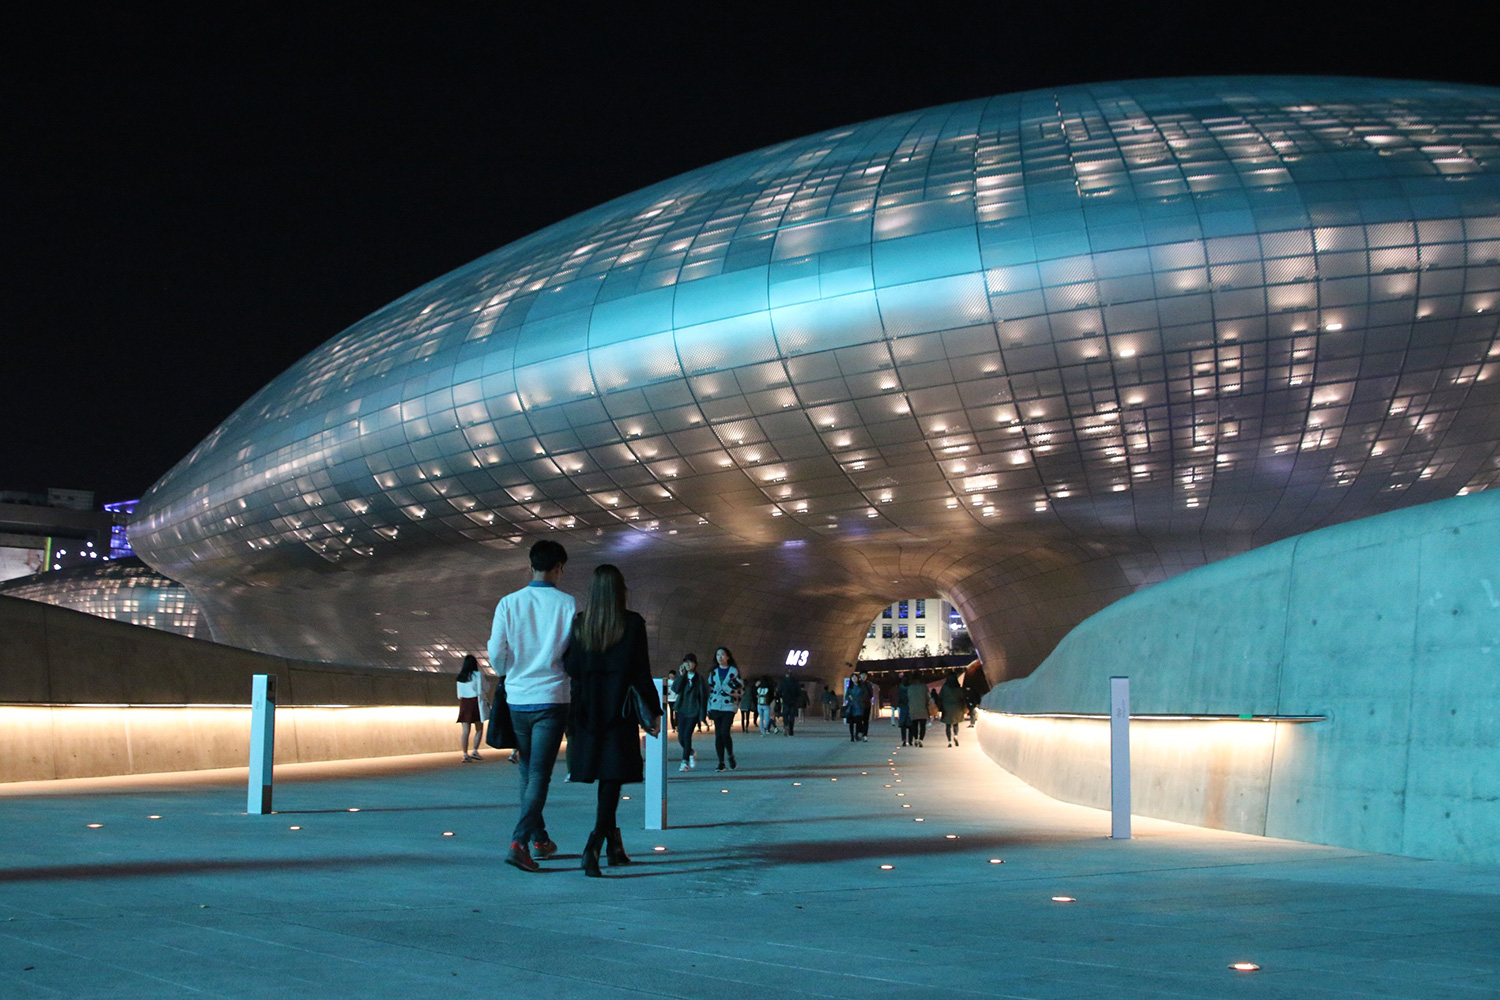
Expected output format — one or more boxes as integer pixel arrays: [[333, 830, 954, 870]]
[[505, 841, 540, 872]]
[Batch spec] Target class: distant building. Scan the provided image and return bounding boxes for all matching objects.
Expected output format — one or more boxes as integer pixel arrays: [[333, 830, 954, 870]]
[[859, 597, 961, 660], [0, 489, 121, 583], [0, 556, 206, 638]]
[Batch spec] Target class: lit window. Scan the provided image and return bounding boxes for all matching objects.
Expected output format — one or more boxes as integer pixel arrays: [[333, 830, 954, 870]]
[[916, 625, 926, 638], [898, 600, 908, 619], [882, 624, 893, 639], [882, 607, 892, 619], [915, 599, 926, 618], [897, 625, 908, 638]]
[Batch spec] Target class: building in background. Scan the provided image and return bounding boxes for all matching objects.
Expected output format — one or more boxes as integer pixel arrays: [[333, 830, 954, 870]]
[[0, 489, 122, 583], [0, 555, 206, 638], [859, 597, 960, 659]]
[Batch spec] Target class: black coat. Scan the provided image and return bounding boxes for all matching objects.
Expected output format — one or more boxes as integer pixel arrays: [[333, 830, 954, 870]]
[[562, 611, 662, 784]]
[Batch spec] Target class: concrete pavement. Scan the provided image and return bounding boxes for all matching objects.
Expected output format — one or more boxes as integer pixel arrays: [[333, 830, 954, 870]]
[[2, 717, 1497, 998]]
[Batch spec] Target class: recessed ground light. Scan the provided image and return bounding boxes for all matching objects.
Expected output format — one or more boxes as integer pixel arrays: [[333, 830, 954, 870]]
[[147, 815, 161, 820], [902, 804, 911, 808], [989, 858, 1004, 864], [1052, 896, 1075, 903], [792, 782, 801, 786], [879, 864, 895, 870], [1230, 963, 1260, 972], [946, 834, 959, 839], [831, 778, 837, 781], [654, 846, 666, 852], [348, 808, 360, 813], [622, 796, 630, 800], [721, 789, 728, 793], [442, 831, 454, 837], [914, 818, 925, 822], [86, 823, 102, 829], [289, 826, 301, 831]]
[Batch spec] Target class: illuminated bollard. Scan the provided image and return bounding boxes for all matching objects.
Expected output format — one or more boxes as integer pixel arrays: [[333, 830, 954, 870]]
[[644, 678, 668, 830], [248, 674, 276, 815], [1110, 675, 1130, 839]]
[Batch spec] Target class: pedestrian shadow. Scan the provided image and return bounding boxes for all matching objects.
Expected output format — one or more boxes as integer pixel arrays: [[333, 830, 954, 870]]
[[0, 854, 423, 883], [740, 830, 1082, 867], [272, 804, 503, 815], [663, 814, 883, 830]]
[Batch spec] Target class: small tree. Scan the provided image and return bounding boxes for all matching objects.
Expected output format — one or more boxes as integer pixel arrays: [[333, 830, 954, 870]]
[[887, 633, 913, 659]]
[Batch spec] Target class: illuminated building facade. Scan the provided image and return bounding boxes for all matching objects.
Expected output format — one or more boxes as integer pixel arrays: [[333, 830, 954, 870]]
[[859, 597, 959, 660], [0, 556, 206, 638], [131, 77, 1500, 682]]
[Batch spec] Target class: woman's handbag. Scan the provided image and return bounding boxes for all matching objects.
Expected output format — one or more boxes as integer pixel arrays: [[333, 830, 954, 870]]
[[485, 679, 519, 749], [622, 686, 662, 737]]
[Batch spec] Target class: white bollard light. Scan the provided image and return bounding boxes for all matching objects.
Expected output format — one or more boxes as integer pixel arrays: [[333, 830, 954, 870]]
[[644, 678, 668, 830], [248, 674, 277, 815], [1110, 675, 1131, 839]]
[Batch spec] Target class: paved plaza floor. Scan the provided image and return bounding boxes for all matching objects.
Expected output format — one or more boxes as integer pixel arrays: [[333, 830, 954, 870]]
[[2, 717, 1497, 999]]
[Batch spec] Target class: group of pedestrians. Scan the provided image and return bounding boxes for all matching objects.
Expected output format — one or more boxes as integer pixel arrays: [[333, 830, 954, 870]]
[[477, 539, 986, 877], [739, 672, 805, 735], [484, 540, 662, 877]]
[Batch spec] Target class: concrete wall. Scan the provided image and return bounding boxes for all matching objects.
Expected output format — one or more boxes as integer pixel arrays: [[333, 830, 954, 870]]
[[980, 489, 1500, 865], [0, 595, 460, 781]]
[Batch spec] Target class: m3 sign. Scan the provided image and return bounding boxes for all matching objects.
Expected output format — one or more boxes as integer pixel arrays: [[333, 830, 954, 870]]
[[784, 649, 810, 667]]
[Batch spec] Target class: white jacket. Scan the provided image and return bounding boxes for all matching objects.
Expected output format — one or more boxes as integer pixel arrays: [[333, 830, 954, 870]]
[[485, 582, 575, 705]]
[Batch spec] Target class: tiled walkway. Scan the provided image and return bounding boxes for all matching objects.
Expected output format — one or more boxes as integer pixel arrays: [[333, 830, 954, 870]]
[[2, 718, 1497, 998]]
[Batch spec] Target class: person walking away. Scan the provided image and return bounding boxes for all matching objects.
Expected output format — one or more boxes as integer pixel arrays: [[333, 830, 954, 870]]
[[756, 676, 776, 734], [963, 656, 989, 726], [487, 540, 576, 873], [905, 676, 932, 746], [842, 678, 866, 741], [822, 686, 838, 721], [777, 669, 802, 736], [562, 564, 663, 877], [672, 655, 706, 771], [707, 647, 743, 770], [893, 672, 912, 747], [854, 670, 875, 741], [939, 670, 966, 746], [664, 668, 679, 732], [739, 678, 756, 732], [456, 654, 487, 761]]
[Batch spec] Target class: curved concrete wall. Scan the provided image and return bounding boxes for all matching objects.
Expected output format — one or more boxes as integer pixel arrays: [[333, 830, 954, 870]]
[[0, 595, 459, 781], [980, 489, 1500, 864]]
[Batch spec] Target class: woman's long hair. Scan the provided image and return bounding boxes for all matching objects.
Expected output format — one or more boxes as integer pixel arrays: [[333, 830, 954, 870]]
[[577, 563, 628, 652], [714, 646, 736, 669], [456, 654, 478, 682]]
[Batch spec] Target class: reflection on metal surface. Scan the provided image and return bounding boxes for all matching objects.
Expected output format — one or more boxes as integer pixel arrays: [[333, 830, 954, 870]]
[[130, 77, 1500, 682]]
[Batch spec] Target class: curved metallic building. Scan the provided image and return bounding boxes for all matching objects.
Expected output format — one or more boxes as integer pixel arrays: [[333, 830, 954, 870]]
[[132, 77, 1500, 679], [0, 558, 207, 638]]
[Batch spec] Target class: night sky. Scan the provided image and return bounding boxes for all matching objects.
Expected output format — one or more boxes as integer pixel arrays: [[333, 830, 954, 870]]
[[6, 4, 1493, 503]]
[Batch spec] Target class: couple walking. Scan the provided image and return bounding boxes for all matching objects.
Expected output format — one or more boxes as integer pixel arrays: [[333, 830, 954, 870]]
[[486, 540, 662, 877]]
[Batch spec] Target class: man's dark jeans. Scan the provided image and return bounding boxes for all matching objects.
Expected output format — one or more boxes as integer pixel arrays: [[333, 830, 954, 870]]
[[510, 705, 567, 846]]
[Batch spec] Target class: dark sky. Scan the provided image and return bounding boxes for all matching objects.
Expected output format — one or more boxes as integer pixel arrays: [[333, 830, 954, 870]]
[[4, 4, 1492, 502]]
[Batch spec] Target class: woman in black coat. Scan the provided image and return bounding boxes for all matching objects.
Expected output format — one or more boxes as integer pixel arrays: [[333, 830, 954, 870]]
[[563, 563, 662, 877]]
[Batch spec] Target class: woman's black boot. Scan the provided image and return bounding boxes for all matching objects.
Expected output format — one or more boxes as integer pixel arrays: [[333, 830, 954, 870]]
[[582, 831, 605, 877], [605, 827, 631, 866]]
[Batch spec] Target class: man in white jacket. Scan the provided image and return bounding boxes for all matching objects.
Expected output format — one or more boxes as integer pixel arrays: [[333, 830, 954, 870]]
[[487, 540, 575, 872]]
